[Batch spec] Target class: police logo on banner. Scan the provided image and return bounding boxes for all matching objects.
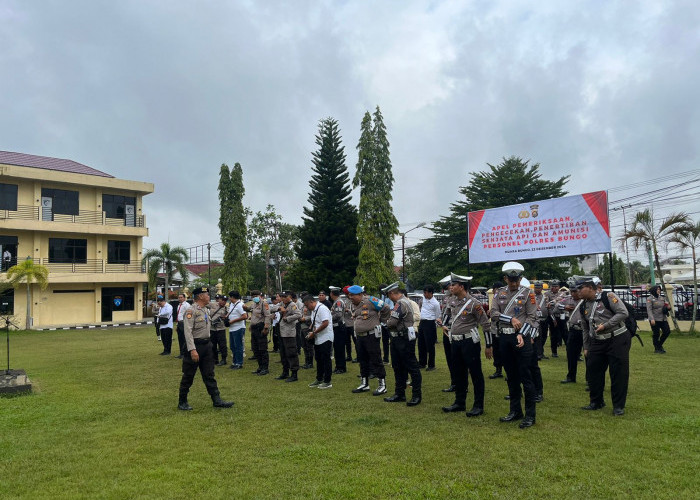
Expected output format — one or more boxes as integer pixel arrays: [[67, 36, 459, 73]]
[[114, 296, 123, 307]]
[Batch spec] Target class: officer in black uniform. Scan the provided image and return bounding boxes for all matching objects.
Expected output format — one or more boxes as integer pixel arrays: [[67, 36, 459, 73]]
[[382, 282, 422, 406], [577, 277, 630, 416], [490, 262, 538, 429], [178, 287, 234, 411]]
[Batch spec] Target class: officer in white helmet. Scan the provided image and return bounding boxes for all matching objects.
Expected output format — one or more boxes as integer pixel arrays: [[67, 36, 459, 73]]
[[489, 261, 538, 429]]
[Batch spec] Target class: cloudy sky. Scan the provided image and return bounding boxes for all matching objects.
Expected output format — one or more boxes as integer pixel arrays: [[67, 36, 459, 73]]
[[2, 0, 699, 263]]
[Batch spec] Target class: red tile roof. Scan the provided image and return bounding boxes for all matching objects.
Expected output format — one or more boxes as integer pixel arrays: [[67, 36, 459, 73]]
[[185, 263, 224, 276], [0, 150, 114, 178]]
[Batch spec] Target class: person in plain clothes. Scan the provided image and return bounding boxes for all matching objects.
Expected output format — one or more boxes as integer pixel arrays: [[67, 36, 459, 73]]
[[156, 295, 173, 355], [227, 290, 248, 369], [304, 294, 334, 389], [418, 285, 441, 370], [175, 293, 191, 359]]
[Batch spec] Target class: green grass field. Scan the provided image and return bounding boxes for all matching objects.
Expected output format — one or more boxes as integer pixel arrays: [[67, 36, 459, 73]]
[[1, 327, 698, 499]]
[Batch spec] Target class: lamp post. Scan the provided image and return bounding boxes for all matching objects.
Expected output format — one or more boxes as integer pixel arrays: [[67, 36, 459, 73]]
[[400, 222, 426, 284]]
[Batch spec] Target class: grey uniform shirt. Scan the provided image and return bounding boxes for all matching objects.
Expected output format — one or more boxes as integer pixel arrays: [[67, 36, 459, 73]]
[[386, 296, 415, 333], [352, 297, 391, 334], [489, 286, 537, 336], [646, 295, 667, 322], [567, 299, 585, 330], [581, 292, 629, 345], [183, 303, 211, 352], [209, 302, 229, 331], [448, 293, 492, 347], [331, 298, 345, 327], [278, 301, 301, 337]]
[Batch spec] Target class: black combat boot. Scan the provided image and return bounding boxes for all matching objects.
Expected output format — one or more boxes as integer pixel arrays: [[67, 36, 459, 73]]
[[285, 371, 298, 382], [178, 399, 193, 411], [212, 393, 234, 408], [275, 371, 290, 380]]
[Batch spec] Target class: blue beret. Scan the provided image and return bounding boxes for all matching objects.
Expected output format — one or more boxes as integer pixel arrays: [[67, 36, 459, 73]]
[[347, 285, 364, 294]]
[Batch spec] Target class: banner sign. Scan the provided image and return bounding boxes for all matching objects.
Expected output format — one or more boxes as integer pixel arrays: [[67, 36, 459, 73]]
[[468, 191, 611, 264]]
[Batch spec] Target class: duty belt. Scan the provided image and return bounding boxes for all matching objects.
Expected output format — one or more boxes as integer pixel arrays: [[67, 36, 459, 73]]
[[449, 334, 466, 342], [194, 338, 211, 345], [500, 327, 516, 335], [389, 331, 406, 337], [356, 331, 370, 337], [594, 325, 627, 340]]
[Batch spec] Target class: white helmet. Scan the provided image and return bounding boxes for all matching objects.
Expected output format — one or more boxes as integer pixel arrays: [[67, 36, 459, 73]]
[[502, 261, 525, 278]]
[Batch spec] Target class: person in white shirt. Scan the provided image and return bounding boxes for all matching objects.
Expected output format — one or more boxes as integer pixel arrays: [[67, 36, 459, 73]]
[[303, 294, 334, 389], [175, 293, 191, 359], [227, 290, 248, 369], [156, 295, 174, 355], [419, 285, 441, 370]]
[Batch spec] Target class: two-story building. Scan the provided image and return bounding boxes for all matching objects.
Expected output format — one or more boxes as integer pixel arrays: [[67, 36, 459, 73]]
[[0, 151, 154, 328]]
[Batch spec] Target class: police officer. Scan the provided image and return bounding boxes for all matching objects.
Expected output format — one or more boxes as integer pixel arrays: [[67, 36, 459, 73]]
[[209, 294, 229, 366], [272, 292, 302, 382], [533, 281, 549, 360], [578, 277, 630, 416], [341, 286, 357, 362], [178, 287, 234, 411], [348, 285, 391, 396], [329, 287, 348, 374], [299, 303, 314, 369], [647, 285, 671, 354], [488, 281, 506, 379], [490, 262, 538, 429], [546, 280, 567, 357], [561, 280, 585, 384], [437, 280, 458, 392], [249, 290, 271, 376], [382, 282, 422, 406], [442, 273, 491, 417]]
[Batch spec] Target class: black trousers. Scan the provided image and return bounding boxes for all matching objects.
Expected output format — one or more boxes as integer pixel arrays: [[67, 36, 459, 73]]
[[651, 320, 671, 349], [179, 340, 220, 402], [357, 333, 386, 379], [529, 343, 543, 396], [314, 340, 333, 383], [500, 335, 536, 418], [346, 326, 355, 359], [536, 320, 548, 358], [251, 323, 269, 370], [333, 324, 347, 371], [280, 336, 299, 373], [302, 331, 315, 366], [272, 324, 280, 351], [390, 335, 422, 398], [176, 322, 186, 355], [160, 327, 173, 353], [566, 328, 584, 382], [210, 329, 227, 363], [381, 326, 390, 363], [443, 333, 457, 386], [588, 332, 631, 409], [451, 339, 484, 408], [550, 318, 568, 354], [491, 335, 502, 371], [296, 323, 303, 354], [418, 319, 437, 368]]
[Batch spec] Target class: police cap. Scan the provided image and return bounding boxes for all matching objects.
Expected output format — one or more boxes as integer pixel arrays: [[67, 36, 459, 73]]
[[533, 281, 543, 288], [502, 261, 525, 278], [449, 273, 472, 285], [192, 287, 209, 297], [381, 282, 400, 294]]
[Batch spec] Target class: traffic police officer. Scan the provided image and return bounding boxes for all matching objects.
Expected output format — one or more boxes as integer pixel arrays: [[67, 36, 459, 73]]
[[348, 285, 391, 396], [441, 273, 491, 417], [437, 279, 458, 392], [490, 262, 538, 428], [382, 282, 422, 406], [577, 276, 630, 416], [178, 287, 234, 410], [546, 279, 567, 357], [249, 290, 271, 375], [533, 281, 549, 360], [561, 279, 585, 384]]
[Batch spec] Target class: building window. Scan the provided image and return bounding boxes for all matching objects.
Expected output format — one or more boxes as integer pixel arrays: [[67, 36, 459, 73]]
[[102, 287, 135, 310], [41, 188, 79, 215], [0, 183, 18, 211], [49, 238, 87, 263], [103, 194, 136, 219], [107, 240, 130, 264]]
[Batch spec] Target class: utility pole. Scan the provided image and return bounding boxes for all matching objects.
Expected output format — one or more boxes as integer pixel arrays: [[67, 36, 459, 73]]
[[399, 222, 426, 286], [621, 205, 633, 284], [207, 243, 211, 288]]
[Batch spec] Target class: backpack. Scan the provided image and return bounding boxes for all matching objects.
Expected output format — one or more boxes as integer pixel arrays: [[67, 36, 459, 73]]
[[600, 292, 643, 346]]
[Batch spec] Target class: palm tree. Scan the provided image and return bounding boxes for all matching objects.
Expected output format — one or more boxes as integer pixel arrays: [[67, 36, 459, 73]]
[[620, 209, 689, 331], [667, 221, 700, 332], [5, 257, 49, 330], [142, 243, 189, 300]]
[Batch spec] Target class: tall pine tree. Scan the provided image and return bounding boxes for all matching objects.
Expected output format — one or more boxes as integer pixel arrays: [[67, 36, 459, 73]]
[[353, 106, 399, 293], [287, 118, 358, 291], [218, 163, 249, 292]]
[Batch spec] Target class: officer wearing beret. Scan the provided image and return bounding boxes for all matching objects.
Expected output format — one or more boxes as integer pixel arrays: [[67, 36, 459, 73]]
[[490, 262, 538, 428], [577, 277, 630, 416], [178, 287, 234, 411], [441, 273, 491, 417], [348, 285, 391, 396], [249, 290, 271, 376], [382, 282, 422, 406]]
